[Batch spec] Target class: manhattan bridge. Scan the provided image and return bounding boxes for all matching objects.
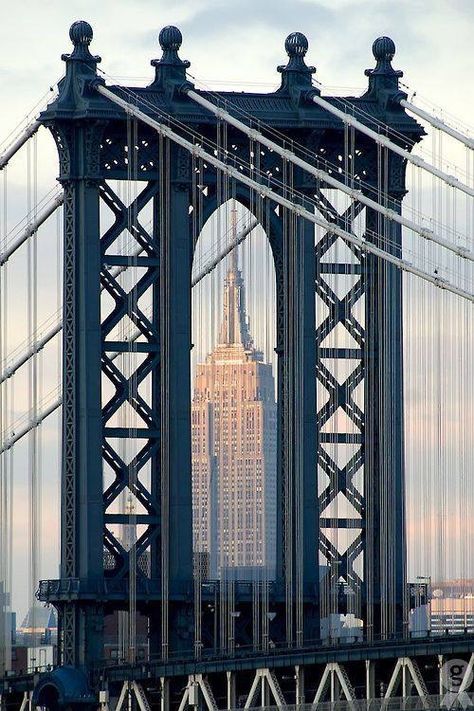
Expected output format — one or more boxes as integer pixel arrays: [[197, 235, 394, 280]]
[[0, 19, 474, 711]]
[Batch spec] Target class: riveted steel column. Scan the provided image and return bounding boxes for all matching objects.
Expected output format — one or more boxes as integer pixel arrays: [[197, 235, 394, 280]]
[[58, 125, 104, 667], [364, 198, 406, 640], [158, 142, 194, 655], [281, 203, 319, 644]]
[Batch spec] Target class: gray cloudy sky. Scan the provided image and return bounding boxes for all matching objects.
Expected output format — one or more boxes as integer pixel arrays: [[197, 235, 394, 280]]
[[2, 0, 474, 129], [1, 0, 473, 619]]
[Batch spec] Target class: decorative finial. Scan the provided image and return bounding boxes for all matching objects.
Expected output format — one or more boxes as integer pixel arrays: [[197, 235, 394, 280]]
[[278, 32, 315, 94], [364, 35, 403, 102], [366, 36, 400, 77], [159, 25, 183, 52], [372, 36, 396, 63], [63, 20, 99, 63], [69, 20, 93, 47], [150, 25, 190, 89], [285, 32, 309, 59], [154, 25, 189, 67]]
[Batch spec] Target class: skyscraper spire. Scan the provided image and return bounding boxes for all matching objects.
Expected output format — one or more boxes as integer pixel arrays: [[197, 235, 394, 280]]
[[218, 205, 253, 349], [230, 204, 238, 275]]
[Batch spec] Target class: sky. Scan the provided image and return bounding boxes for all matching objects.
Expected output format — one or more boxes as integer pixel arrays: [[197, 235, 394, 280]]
[[1, 0, 474, 620]]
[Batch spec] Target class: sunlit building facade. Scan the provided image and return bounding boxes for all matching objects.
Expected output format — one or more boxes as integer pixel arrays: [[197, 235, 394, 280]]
[[191, 251, 277, 580]]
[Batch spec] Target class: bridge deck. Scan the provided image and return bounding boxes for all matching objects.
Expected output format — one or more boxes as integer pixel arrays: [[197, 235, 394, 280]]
[[5, 633, 474, 693]]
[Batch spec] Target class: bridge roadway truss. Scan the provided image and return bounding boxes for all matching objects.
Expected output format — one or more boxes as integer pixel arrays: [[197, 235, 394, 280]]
[[3, 18, 473, 711], [5, 636, 474, 709]]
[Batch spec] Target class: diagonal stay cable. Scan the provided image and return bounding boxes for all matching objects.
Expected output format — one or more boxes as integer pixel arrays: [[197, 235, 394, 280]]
[[96, 83, 474, 302], [185, 88, 474, 262]]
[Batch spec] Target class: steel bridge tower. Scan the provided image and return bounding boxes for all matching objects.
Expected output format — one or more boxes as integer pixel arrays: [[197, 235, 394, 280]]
[[34, 20, 422, 701]]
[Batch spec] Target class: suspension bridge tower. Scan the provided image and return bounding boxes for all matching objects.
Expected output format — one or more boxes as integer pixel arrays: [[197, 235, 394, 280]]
[[31, 20, 423, 708]]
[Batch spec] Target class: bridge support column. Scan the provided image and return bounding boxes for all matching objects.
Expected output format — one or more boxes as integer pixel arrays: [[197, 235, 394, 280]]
[[384, 657, 429, 706], [150, 142, 194, 657], [314, 663, 356, 706], [57, 134, 105, 667], [365, 660, 375, 700], [116, 681, 151, 711], [279, 204, 319, 645], [364, 203, 406, 641], [160, 677, 170, 711], [226, 671, 236, 710], [244, 669, 286, 709], [295, 665, 305, 706]]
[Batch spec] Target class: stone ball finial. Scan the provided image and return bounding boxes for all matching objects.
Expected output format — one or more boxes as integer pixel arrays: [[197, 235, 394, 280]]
[[159, 25, 183, 52], [69, 20, 93, 47], [372, 36, 395, 62], [285, 32, 309, 58]]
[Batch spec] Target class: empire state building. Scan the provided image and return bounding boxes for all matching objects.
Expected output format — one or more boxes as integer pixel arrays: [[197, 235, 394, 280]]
[[191, 248, 277, 580]]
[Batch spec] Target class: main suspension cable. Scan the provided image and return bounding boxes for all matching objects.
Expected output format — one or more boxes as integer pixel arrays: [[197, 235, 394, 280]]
[[185, 73, 468, 244], [112, 84, 472, 289], [0, 191, 63, 267], [311, 94, 474, 198], [185, 88, 473, 263], [400, 99, 474, 152], [96, 84, 474, 303], [0, 120, 41, 172]]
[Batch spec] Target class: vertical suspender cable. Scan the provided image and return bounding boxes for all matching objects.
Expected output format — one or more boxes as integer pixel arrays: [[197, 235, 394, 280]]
[[127, 115, 139, 664], [117, 178, 127, 662], [27, 131, 40, 658], [0, 166, 6, 674], [5, 166, 14, 670], [56, 199, 62, 599], [160, 134, 169, 660]]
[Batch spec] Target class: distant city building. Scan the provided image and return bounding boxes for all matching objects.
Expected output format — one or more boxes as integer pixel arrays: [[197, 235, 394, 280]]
[[10, 605, 58, 674], [16, 605, 57, 648], [0, 583, 12, 674], [193, 551, 211, 580], [192, 244, 277, 581], [409, 578, 474, 636], [430, 596, 474, 634], [432, 579, 474, 597]]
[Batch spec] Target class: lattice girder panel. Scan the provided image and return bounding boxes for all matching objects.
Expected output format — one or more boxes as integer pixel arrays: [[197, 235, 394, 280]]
[[100, 181, 159, 254], [97, 178, 161, 588], [103, 441, 158, 512], [315, 193, 366, 617]]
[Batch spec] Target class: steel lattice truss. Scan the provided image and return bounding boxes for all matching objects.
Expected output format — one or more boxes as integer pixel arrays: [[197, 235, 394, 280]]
[[315, 195, 366, 614], [100, 181, 160, 585]]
